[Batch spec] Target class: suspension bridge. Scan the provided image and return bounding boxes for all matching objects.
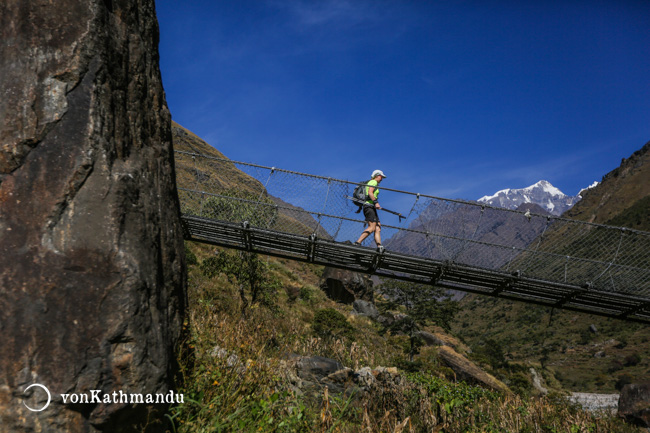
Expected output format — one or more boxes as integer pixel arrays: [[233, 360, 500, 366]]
[[175, 150, 650, 323]]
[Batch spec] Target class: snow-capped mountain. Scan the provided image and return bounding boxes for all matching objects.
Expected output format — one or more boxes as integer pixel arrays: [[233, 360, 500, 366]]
[[477, 180, 582, 216]]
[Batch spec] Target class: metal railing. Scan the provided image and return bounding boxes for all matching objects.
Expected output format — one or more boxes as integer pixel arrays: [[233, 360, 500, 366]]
[[175, 150, 650, 321]]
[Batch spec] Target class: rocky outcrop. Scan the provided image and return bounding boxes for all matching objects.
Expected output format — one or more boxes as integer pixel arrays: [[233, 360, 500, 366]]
[[569, 393, 618, 413], [319, 267, 373, 304], [0, 1, 186, 432], [437, 347, 510, 394], [618, 382, 650, 427], [283, 355, 403, 400], [530, 368, 548, 396]]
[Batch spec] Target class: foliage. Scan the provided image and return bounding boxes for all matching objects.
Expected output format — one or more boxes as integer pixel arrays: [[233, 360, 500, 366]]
[[379, 279, 459, 361], [184, 243, 198, 267], [298, 285, 314, 302], [470, 338, 508, 371], [507, 371, 534, 397], [168, 315, 314, 433], [606, 195, 650, 232], [312, 308, 355, 341], [169, 241, 643, 433], [202, 188, 278, 228], [200, 250, 281, 315], [453, 294, 650, 393]]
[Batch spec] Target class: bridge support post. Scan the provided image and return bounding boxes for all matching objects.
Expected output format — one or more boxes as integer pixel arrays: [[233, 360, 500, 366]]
[[307, 233, 317, 263]]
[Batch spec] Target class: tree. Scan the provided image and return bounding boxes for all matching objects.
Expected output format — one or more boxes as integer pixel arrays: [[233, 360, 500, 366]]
[[379, 279, 459, 362], [202, 188, 278, 228], [312, 308, 355, 341], [201, 250, 281, 317]]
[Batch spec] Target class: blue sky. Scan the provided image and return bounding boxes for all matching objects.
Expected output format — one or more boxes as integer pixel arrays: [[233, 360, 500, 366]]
[[156, 0, 649, 201]]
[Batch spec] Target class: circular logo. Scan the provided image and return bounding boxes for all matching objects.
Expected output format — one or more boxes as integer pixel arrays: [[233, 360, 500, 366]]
[[23, 383, 51, 412]]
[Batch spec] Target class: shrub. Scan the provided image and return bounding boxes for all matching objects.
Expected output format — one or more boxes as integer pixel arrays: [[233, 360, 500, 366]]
[[624, 353, 641, 366], [471, 338, 508, 371], [184, 244, 198, 266], [615, 374, 634, 390], [200, 250, 280, 315], [312, 308, 355, 341], [608, 359, 624, 373], [299, 285, 314, 302], [202, 188, 278, 228], [508, 371, 533, 396]]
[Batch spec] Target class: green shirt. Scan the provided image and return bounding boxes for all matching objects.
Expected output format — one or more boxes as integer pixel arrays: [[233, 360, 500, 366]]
[[365, 179, 379, 205]]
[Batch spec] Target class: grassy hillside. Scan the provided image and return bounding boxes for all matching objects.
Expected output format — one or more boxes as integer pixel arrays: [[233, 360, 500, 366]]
[[169, 240, 640, 432], [172, 121, 328, 237], [566, 141, 650, 226], [453, 297, 649, 392], [164, 124, 642, 432], [453, 142, 650, 393]]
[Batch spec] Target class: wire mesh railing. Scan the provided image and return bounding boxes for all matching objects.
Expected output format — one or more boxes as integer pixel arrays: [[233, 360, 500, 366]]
[[175, 151, 650, 299]]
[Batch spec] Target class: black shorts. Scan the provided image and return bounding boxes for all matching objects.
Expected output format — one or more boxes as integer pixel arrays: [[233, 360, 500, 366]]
[[362, 205, 380, 223]]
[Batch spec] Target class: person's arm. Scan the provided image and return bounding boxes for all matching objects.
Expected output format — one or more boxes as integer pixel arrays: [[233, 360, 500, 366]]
[[368, 186, 381, 209]]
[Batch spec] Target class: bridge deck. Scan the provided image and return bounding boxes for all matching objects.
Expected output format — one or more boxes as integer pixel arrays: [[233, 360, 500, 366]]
[[182, 215, 650, 323]]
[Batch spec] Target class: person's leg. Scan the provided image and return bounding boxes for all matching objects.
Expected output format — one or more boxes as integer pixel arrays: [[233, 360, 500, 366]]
[[356, 222, 376, 244], [374, 222, 382, 246]]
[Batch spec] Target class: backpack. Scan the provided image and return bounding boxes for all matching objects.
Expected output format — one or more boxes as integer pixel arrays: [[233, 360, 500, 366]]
[[353, 180, 370, 202], [352, 180, 370, 212]]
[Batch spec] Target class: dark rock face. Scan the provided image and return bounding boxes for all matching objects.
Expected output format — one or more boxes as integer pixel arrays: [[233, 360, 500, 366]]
[[0, 1, 186, 432], [319, 267, 373, 304], [618, 382, 650, 427]]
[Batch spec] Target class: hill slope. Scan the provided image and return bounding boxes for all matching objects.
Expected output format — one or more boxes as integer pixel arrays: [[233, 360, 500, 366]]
[[566, 141, 650, 229], [452, 141, 650, 393], [172, 121, 328, 237], [170, 124, 644, 431]]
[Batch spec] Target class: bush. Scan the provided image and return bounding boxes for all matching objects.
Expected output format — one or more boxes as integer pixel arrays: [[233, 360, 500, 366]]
[[312, 308, 355, 341], [471, 338, 508, 371], [615, 374, 634, 390], [608, 359, 624, 373], [200, 250, 280, 314], [394, 358, 423, 373], [508, 372, 533, 396], [299, 285, 314, 302], [184, 244, 198, 266], [624, 353, 641, 366], [202, 188, 278, 228]]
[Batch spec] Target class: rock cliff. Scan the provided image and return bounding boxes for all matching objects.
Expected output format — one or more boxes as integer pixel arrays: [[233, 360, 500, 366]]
[[0, 0, 186, 431]]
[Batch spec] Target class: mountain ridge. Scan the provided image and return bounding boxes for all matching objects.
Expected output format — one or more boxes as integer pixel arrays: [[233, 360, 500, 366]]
[[478, 179, 583, 216], [454, 140, 650, 393]]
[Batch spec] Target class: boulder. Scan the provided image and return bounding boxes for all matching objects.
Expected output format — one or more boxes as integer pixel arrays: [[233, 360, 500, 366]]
[[296, 356, 344, 383], [0, 1, 186, 431], [618, 382, 650, 427], [437, 347, 510, 394], [319, 267, 373, 304], [353, 299, 379, 319], [285, 355, 404, 399], [376, 311, 408, 328]]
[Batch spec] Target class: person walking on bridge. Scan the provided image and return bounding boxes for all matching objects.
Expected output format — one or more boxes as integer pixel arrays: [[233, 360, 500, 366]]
[[354, 169, 386, 250]]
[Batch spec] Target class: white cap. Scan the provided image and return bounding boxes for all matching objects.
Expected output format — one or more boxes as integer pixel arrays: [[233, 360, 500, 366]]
[[371, 169, 386, 178]]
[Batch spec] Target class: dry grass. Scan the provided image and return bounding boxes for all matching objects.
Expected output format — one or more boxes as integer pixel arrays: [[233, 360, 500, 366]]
[[166, 242, 642, 433]]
